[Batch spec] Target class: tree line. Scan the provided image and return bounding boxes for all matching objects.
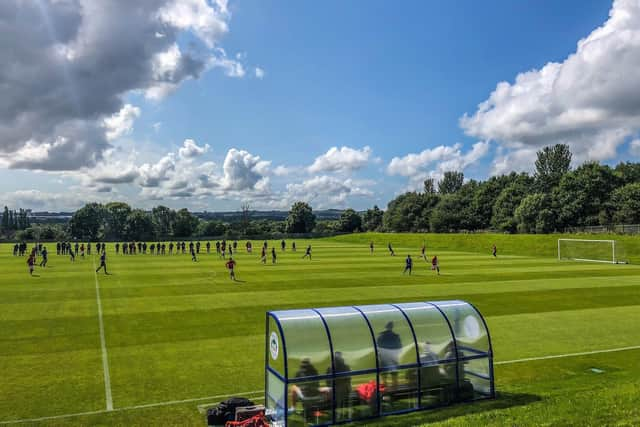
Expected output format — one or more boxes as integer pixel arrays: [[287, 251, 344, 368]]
[[381, 144, 640, 233], [3, 144, 640, 241]]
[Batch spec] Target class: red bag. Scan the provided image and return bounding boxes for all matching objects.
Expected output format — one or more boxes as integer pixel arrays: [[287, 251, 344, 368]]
[[225, 414, 270, 427]]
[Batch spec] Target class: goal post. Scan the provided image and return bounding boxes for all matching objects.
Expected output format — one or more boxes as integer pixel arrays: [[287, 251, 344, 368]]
[[557, 239, 627, 264]]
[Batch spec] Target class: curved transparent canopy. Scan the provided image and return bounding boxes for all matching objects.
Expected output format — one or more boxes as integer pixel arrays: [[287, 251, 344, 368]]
[[266, 301, 493, 426], [315, 306, 376, 372], [430, 301, 490, 358], [355, 304, 418, 368]]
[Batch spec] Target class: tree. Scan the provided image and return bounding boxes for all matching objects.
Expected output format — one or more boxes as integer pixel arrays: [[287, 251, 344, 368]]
[[1, 206, 9, 231], [611, 183, 640, 224], [337, 208, 362, 232], [514, 193, 551, 233], [123, 209, 154, 241], [196, 220, 227, 237], [438, 171, 464, 194], [104, 202, 132, 239], [173, 208, 199, 237], [430, 194, 466, 232], [553, 162, 617, 227], [492, 176, 534, 232], [383, 192, 439, 232], [151, 205, 176, 238], [362, 205, 384, 231], [534, 144, 572, 191], [423, 178, 436, 194], [285, 202, 316, 233], [69, 203, 106, 240], [614, 162, 640, 186]]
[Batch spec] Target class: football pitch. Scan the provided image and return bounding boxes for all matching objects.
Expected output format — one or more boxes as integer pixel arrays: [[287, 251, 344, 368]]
[[1, 233, 640, 426]]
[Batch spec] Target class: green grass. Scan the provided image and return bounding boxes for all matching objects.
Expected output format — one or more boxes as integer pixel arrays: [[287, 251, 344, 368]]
[[0, 233, 639, 426]]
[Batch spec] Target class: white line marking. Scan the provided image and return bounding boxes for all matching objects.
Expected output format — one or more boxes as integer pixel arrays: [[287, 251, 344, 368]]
[[92, 256, 113, 411], [3, 345, 640, 425], [494, 344, 640, 365], [0, 391, 264, 425]]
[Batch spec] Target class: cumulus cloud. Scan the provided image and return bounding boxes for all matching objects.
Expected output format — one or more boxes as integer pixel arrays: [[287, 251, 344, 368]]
[[139, 153, 177, 187], [3, 189, 103, 211], [461, 0, 640, 172], [221, 148, 271, 190], [178, 139, 210, 158], [103, 104, 141, 141], [308, 146, 373, 174], [255, 67, 265, 79], [387, 142, 490, 189], [285, 175, 374, 208], [630, 139, 640, 157], [0, 0, 244, 171]]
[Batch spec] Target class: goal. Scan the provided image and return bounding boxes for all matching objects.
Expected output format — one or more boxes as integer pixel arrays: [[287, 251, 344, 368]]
[[557, 239, 627, 264]]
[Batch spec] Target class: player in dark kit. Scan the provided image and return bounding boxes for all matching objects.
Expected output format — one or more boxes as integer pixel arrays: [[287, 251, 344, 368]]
[[281, 240, 286, 251], [492, 244, 497, 257], [95, 251, 108, 274], [370, 241, 374, 254], [272, 247, 277, 264], [302, 245, 312, 260], [39, 247, 48, 267], [388, 243, 395, 256], [403, 255, 412, 275]]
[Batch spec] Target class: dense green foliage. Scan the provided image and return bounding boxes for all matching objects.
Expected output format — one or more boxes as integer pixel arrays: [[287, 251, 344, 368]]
[[382, 144, 640, 233], [284, 201, 316, 233], [1, 233, 639, 426]]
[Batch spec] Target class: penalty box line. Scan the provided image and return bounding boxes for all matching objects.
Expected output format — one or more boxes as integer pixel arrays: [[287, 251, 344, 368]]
[[92, 256, 113, 411], [3, 346, 640, 425]]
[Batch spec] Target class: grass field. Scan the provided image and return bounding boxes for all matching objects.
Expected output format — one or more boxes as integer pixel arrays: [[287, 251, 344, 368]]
[[1, 233, 639, 426]]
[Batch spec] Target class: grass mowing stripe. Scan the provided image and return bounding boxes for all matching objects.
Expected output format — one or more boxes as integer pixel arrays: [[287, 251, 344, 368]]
[[0, 390, 265, 425], [494, 344, 640, 365], [92, 256, 113, 411]]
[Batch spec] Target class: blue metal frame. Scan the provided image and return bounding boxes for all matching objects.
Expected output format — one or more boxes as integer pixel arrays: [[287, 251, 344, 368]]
[[265, 301, 494, 427], [352, 306, 381, 418], [312, 309, 336, 425], [427, 302, 461, 400], [390, 304, 421, 408], [467, 301, 496, 398]]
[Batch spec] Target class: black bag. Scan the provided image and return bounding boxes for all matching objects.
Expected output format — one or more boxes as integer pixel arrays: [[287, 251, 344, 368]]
[[207, 397, 255, 426]]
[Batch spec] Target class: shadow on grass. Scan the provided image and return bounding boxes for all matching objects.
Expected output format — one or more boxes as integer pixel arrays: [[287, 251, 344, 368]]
[[353, 392, 542, 426]]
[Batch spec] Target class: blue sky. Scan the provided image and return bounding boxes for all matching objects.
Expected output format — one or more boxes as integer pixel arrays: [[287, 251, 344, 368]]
[[1, 0, 638, 211]]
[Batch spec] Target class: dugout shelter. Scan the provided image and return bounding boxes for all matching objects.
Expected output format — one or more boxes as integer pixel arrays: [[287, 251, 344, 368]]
[[265, 301, 494, 426]]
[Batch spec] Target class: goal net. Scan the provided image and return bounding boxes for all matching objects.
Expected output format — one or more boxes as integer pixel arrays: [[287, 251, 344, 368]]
[[557, 239, 627, 264]]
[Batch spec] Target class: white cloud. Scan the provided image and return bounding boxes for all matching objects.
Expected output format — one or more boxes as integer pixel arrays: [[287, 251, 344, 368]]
[[630, 139, 640, 157], [255, 67, 265, 79], [0, 0, 242, 171], [221, 148, 271, 190], [157, 0, 229, 49], [284, 175, 375, 208], [139, 153, 176, 187], [178, 139, 210, 159], [461, 0, 640, 172], [103, 104, 141, 141], [209, 48, 246, 78], [308, 146, 372, 174], [152, 122, 162, 133], [387, 142, 490, 190]]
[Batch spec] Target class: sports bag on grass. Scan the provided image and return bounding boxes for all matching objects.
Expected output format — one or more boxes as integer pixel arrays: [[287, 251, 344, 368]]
[[207, 397, 254, 425]]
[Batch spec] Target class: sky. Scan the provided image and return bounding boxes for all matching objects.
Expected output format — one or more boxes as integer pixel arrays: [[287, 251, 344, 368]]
[[1, 0, 639, 212]]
